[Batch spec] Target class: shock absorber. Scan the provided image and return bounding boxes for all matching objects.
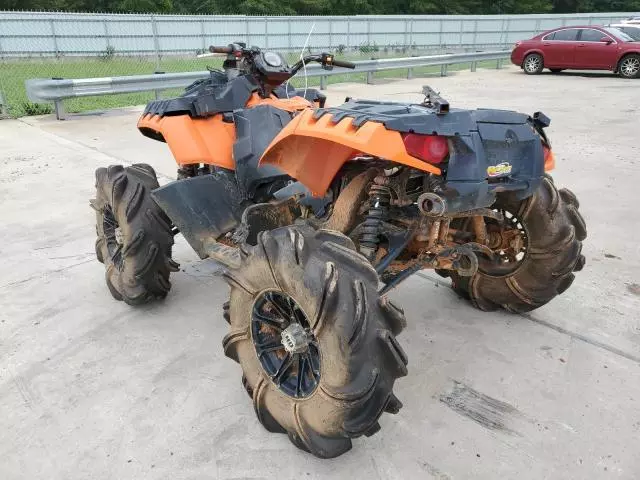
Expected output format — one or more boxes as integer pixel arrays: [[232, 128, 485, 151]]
[[359, 182, 391, 262]]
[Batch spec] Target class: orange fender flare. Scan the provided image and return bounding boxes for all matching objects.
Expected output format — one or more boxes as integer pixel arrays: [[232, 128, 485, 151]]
[[260, 110, 441, 197]]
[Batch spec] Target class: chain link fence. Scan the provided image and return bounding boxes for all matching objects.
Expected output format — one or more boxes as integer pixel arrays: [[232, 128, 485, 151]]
[[0, 11, 633, 117]]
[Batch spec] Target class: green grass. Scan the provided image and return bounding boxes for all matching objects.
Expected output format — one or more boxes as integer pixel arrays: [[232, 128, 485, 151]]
[[0, 53, 501, 118]]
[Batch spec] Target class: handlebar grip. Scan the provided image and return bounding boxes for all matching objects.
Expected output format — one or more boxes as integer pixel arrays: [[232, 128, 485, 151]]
[[209, 45, 233, 54], [332, 59, 356, 69]]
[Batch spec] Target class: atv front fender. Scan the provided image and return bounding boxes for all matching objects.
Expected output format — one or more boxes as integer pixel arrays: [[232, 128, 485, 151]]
[[138, 113, 236, 169], [259, 109, 441, 197]]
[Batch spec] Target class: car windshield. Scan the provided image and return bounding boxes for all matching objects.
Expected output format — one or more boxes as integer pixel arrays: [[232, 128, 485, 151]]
[[605, 27, 637, 42], [618, 27, 640, 40]]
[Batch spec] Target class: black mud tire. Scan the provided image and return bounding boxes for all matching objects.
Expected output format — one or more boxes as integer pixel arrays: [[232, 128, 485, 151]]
[[523, 53, 544, 75], [222, 225, 407, 459], [450, 176, 586, 313], [93, 164, 180, 305]]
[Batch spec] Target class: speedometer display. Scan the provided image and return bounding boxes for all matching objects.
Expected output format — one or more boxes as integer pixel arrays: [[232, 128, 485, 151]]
[[263, 51, 283, 67]]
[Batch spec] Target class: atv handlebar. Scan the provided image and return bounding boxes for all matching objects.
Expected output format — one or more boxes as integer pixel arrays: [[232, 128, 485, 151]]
[[290, 54, 357, 75], [330, 59, 356, 69], [209, 45, 234, 54], [208, 45, 355, 73]]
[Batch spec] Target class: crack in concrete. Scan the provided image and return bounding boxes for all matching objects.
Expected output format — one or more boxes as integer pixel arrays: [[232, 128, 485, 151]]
[[0, 258, 95, 290]]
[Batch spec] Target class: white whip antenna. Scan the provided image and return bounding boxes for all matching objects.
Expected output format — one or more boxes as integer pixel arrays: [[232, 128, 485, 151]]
[[286, 23, 315, 99]]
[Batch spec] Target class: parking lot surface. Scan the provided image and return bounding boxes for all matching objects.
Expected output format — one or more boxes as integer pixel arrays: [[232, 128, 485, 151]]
[[1, 66, 640, 480]]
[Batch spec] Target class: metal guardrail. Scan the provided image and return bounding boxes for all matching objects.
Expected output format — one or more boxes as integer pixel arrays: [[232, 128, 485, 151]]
[[25, 50, 510, 120]]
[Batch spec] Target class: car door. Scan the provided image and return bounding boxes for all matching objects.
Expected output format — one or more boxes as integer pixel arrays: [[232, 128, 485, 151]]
[[541, 28, 579, 67], [575, 29, 618, 69]]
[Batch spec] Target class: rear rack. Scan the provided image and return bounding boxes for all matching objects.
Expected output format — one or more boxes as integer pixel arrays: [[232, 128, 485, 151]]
[[421, 86, 449, 115]]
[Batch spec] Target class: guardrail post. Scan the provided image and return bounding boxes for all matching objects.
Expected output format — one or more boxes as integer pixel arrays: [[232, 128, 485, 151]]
[[496, 59, 503, 69], [154, 71, 165, 99], [366, 71, 374, 84], [320, 75, 327, 90], [440, 64, 448, 76], [407, 67, 413, 79], [54, 99, 66, 121], [471, 61, 477, 72]]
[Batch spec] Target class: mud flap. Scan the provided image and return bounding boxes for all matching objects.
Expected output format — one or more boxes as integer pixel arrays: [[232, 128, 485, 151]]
[[151, 174, 244, 259]]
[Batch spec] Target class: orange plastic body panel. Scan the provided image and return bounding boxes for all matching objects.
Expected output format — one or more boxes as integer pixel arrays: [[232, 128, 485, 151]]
[[138, 113, 237, 168], [137, 94, 314, 169], [246, 93, 315, 112], [260, 109, 442, 197]]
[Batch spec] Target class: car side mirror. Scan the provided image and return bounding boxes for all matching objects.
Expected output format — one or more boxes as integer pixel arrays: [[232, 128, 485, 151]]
[[600, 37, 613, 44]]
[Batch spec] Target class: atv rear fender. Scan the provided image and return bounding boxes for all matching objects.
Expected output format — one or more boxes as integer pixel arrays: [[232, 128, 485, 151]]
[[259, 109, 441, 197], [262, 103, 552, 209]]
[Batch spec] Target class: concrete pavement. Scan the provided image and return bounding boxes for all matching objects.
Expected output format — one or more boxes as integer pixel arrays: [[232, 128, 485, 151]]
[[1, 66, 640, 480]]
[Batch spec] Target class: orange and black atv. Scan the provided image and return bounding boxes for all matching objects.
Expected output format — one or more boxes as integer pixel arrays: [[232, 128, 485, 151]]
[[92, 42, 587, 459]]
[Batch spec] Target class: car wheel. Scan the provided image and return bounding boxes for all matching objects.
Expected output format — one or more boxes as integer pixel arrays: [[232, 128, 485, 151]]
[[618, 54, 640, 79], [549, 69, 564, 73], [523, 53, 544, 75]]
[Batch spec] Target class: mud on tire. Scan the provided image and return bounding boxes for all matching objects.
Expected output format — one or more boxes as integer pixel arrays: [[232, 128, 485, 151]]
[[450, 176, 586, 313], [222, 225, 407, 458], [93, 164, 180, 305]]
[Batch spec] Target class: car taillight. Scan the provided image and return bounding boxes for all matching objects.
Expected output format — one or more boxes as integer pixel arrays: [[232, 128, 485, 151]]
[[402, 133, 449, 164], [514, 41, 522, 48]]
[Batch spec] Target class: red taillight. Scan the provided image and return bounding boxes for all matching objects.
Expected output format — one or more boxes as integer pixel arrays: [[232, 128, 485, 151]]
[[402, 133, 449, 164], [543, 145, 555, 171]]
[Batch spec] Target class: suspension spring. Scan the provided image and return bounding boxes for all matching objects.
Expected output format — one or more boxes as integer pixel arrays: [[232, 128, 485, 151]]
[[359, 184, 391, 261]]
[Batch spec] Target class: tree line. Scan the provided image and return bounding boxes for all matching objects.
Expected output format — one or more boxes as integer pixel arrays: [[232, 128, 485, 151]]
[[0, 0, 638, 16]]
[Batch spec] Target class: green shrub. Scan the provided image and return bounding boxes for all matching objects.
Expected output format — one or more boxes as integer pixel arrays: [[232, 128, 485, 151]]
[[21, 102, 53, 116], [100, 45, 116, 61]]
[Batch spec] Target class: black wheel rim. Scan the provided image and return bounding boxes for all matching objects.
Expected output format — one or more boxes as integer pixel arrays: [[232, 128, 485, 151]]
[[251, 290, 320, 399], [478, 208, 529, 276]]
